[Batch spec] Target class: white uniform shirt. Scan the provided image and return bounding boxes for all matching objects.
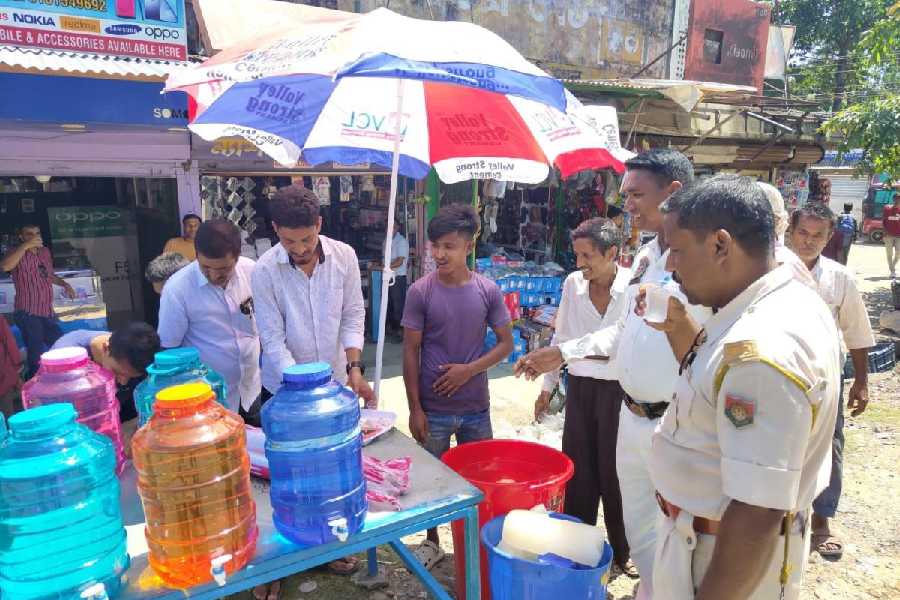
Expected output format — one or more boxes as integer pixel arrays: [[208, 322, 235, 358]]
[[252, 235, 366, 394], [650, 265, 841, 519], [559, 238, 712, 403], [776, 243, 816, 289], [811, 256, 875, 353], [157, 258, 261, 411], [541, 266, 632, 391], [390, 232, 410, 277]]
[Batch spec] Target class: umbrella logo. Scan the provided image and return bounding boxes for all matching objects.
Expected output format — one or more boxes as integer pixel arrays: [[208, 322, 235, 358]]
[[440, 113, 509, 147], [246, 83, 305, 124], [341, 111, 409, 141]]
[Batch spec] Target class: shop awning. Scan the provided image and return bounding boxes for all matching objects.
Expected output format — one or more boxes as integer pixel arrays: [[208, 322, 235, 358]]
[[194, 0, 353, 53], [564, 78, 820, 113], [0, 45, 193, 82]]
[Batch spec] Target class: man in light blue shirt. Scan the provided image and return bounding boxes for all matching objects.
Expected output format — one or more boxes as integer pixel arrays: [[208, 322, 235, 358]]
[[157, 219, 260, 413]]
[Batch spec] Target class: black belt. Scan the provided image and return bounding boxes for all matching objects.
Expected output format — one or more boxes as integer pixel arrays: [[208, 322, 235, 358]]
[[623, 394, 669, 420]]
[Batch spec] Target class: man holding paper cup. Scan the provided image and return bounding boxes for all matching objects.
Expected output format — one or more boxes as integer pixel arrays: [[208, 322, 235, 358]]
[[515, 149, 710, 599], [646, 175, 839, 599]]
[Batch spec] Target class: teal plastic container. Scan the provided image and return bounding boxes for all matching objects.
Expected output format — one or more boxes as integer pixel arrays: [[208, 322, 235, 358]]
[[0, 404, 129, 599], [134, 347, 228, 425]]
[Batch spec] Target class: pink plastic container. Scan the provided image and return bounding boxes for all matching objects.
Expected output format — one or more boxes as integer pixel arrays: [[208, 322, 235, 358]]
[[22, 347, 125, 473]]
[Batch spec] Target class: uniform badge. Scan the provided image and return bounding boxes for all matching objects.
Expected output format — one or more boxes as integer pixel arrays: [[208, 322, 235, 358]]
[[724, 395, 755, 428], [629, 256, 650, 285]]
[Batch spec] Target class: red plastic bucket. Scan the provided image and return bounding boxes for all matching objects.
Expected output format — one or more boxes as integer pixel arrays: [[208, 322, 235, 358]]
[[442, 439, 574, 600]]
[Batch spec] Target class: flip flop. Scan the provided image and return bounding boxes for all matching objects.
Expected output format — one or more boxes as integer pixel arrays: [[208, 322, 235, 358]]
[[813, 534, 844, 559], [412, 540, 446, 571], [252, 578, 282, 600], [613, 559, 640, 579], [327, 556, 361, 575]]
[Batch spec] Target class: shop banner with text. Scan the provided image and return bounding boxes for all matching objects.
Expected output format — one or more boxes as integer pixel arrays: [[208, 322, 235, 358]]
[[0, 0, 187, 60]]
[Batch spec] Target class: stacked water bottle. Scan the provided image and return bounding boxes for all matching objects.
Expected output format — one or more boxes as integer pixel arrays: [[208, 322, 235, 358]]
[[0, 346, 367, 598]]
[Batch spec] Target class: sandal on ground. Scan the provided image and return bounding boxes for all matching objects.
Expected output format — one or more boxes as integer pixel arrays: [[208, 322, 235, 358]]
[[252, 579, 282, 600], [412, 540, 446, 571], [813, 534, 844, 559], [327, 556, 361, 575], [613, 559, 639, 579]]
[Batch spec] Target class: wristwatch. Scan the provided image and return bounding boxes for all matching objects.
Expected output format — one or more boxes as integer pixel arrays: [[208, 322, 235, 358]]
[[346, 361, 366, 375]]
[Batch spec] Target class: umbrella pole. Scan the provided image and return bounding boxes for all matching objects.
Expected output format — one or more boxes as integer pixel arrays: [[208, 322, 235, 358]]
[[373, 78, 405, 401]]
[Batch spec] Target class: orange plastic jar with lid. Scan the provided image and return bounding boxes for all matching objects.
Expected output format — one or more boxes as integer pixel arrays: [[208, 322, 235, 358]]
[[131, 382, 257, 588]]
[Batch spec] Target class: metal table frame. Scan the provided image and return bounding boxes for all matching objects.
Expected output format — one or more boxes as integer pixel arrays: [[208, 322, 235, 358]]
[[118, 430, 483, 600]]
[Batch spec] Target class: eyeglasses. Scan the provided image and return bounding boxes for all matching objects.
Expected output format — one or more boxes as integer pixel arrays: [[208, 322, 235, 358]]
[[240, 297, 254, 316]]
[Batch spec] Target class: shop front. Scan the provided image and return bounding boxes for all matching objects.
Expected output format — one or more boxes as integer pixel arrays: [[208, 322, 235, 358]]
[[190, 135, 418, 339], [0, 68, 192, 331]]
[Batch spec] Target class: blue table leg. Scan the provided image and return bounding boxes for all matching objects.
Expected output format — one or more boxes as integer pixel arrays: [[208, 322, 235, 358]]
[[389, 540, 454, 600], [367, 546, 379, 577], [464, 506, 481, 600]]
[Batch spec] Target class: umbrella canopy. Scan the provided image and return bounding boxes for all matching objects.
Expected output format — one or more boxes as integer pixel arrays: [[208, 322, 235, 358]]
[[166, 8, 628, 183], [183, 76, 627, 183], [165, 7, 631, 396]]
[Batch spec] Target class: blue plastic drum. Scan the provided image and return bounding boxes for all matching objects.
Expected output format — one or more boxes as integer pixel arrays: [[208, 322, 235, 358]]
[[481, 513, 613, 600]]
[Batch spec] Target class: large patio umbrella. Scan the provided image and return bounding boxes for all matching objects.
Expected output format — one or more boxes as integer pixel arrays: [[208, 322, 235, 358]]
[[166, 7, 629, 397]]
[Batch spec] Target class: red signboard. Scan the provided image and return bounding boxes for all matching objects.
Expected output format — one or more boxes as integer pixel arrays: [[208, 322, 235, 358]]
[[683, 0, 770, 90]]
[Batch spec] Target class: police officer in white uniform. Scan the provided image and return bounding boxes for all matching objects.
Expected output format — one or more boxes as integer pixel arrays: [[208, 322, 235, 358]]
[[649, 175, 840, 599], [515, 149, 709, 598]]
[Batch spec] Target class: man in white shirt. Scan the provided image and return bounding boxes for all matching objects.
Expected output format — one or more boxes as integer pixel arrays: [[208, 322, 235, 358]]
[[516, 149, 707, 599], [788, 202, 875, 560], [253, 184, 374, 405], [157, 219, 260, 413], [534, 217, 635, 575], [650, 174, 840, 600], [252, 185, 372, 594]]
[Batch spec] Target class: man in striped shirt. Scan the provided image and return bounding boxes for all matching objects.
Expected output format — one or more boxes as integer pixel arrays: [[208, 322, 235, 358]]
[[0, 224, 75, 377]]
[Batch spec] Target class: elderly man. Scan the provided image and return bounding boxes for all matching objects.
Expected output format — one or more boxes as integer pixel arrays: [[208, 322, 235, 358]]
[[157, 219, 260, 413], [788, 202, 875, 560], [534, 217, 634, 574], [650, 175, 840, 599], [145, 252, 191, 294]]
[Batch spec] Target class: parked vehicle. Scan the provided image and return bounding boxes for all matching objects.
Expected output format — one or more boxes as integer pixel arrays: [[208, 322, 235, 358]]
[[862, 185, 897, 243]]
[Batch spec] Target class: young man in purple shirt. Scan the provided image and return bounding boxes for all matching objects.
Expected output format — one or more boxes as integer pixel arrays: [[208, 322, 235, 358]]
[[402, 204, 513, 561]]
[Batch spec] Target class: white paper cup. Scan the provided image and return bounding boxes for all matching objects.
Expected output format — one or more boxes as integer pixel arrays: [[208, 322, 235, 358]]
[[644, 285, 672, 323]]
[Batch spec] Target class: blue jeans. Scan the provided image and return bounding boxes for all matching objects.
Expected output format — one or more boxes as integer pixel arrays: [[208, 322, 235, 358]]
[[813, 380, 845, 518], [13, 311, 62, 379], [423, 409, 493, 458]]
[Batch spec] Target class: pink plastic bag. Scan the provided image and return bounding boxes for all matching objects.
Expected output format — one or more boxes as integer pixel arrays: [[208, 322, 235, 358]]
[[246, 424, 412, 511], [363, 456, 412, 511]]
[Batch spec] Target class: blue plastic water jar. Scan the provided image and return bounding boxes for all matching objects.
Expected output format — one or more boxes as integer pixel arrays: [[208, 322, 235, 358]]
[[262, 363, 367, 547]]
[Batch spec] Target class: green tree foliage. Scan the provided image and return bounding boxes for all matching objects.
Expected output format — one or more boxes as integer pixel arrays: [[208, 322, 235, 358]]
[[821, 3, 900, 178], [774, 0, 893, 111]]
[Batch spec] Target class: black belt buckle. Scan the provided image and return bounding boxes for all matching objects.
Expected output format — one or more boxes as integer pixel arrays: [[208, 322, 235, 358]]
[[625, 394, 668, 420], [646, 401, 669, 420], [624, 394, 648, 418]]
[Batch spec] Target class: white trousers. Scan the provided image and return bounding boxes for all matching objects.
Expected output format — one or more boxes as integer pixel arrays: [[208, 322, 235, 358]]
[[653, 509, 812, 600], [616, 404, 660, 600]]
